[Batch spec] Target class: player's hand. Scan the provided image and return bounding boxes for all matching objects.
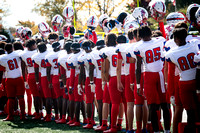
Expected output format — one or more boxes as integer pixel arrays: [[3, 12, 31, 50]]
[[117, 81, 124, 92], [137, 88, 142, 96], [170, 96, 176, 106], [197, 90, 200, 102], [36, 82, 41, 91], [60, 80, 64, 88], [78, 84, 83, 95], [64, 85, 68, 95], [24, 81, 29, 89], [69, 86, 73, 94], [157, 16, 164, 23], [130, 83, 134, 92], [0, 83, 3, 90], [49, 83, 53, 89], [102, 81, 106, 91], [89, 82, 95, 93]]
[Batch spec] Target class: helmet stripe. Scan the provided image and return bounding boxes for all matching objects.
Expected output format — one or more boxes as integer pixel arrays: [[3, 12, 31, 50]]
[[66, 7, 68, 17]]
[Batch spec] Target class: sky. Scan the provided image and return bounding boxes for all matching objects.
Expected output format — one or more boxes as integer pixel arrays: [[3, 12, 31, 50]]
[[2, 0, 46, 28]]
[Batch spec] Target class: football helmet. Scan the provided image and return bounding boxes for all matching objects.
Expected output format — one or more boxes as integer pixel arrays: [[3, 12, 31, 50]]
[[51, 14, 63, 32], [16, 26, 24, 38], [187, 3, 200, 27], [84, 29, 97, 44], [164, 25, 174, 40], [196, 7, 200, 26], [166, 12, 186, 26], [62, 24, 76, 38], [38, 22, 51, 38], [0, 35, 8, 42], [123, 21, 139, 34], [87, 15, 98, 28], [132, 7, 148, 25], [149, 0, 166, 20], [99, 14, 109, 28], [102, 18, 116, 34], [62, 6, 74, 23], [117, 12, 128, 25], [21, 27, 32, 40]]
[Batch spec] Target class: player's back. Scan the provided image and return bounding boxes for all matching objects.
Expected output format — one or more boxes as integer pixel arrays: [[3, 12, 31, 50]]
[[20, 50, 37, 74], [135, 37, 165, 72], [32, 51, 48, 77], [165, 42, 198, 81], [0, 51, 22, 78]]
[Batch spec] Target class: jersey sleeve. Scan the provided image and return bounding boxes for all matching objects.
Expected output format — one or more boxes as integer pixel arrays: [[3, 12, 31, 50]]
[[159, 22, 166, 39], [194, 52, 200, 64], [134, 46, 141, 57]]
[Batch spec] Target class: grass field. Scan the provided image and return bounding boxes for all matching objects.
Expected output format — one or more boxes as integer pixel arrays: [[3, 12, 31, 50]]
[[0, 115, 127, 133]]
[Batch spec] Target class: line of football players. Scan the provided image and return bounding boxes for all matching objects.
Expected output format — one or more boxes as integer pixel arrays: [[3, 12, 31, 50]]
[[0, 1, 200, 133]]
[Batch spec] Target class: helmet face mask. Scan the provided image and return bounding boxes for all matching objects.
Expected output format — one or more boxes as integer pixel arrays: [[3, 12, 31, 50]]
[[196, 8, 200, 26], [16, 26, 24, 38], [0, 35, 8, 42], [149, 0, 166, 21], [51, 14, 63, 32], [132, 7, 148, 25], [38, 22, 51, 38], [21, 27, 32, 40]]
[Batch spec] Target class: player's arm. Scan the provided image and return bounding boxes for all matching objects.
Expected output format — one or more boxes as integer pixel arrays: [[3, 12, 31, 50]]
[[104, 58, 110, 82], [135, 55, 142, 95], [34, 63, 40, 83], [21, 60, 27, 82], [89, 64, 95, 82], [116, 52, 124, 92], [60, 65, 66, 86], [157, 16, 166, 39], [78, 64, 85, 85], [46, 60, 52, 88]]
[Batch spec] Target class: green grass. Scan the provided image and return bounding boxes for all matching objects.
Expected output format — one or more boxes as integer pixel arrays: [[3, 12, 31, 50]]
[[0, 115, 126, 133]]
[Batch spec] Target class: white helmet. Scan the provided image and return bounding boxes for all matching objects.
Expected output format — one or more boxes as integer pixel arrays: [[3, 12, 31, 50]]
[[132, 7, 148, 25], [38, 22, 51, 38], [196, 7, 200, 26], [0, 35, 8, 42], [62, 6, 74, 23], [51, 14, 63, 32], [123, 21, 139, 34], [149, 0, 166, 20], [99, 14, 109, 28], [87, 15, 98, 28], [124, 14, 135, 25], [166, 12, 186, 26], [21, 27, 32, 40], [186, 4, 200, 24], [16, 26, 24, 38]]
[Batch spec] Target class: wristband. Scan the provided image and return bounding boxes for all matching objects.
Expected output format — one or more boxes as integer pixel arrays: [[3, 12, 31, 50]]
[[64, 85, 67, 88], [90, 81, 94, 84], [59, 79, 62, 82], [130, 83, 134, 86], [107, 82, 109, 86], [136, 84, 140, 89], [165, 82, 168, 85], [36, 82, 39, 85], [197, 90, 200, 94], [102, 81, 106, 85]]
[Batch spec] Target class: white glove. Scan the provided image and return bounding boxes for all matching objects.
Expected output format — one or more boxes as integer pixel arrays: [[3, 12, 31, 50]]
[[90, 83, 95, 93], [24, 81, 29, 89], [102, 81, 106, 91], [170, 96, 175, 106], [77, 84, 83, 95], [115, 23, 122, 33]]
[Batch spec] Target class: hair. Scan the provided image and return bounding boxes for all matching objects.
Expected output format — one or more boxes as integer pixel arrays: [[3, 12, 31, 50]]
[[138, 25, 152, 39], [152, 30, 163, 37], [0, 48, 5, 55], [105, 33, 117, 47], [174, 22, 188, 30], [127, 28, 135, 40], [37, 42, 47, 53], [13, 41, 24, 50], [0, 41, 6, 50], [173, 28, 187, 41], [64, 41, 72, 53], [88, 40, 95, 48], [4, 43, 13, 52], [52, 41, 61, 52], [25, 39, 36, 48], [117, 35, 127, 43], [47, 32, 59, 40], [35, 38, 43, 44], [71, 42, 80, 52], [96, 40, 105, 50]]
